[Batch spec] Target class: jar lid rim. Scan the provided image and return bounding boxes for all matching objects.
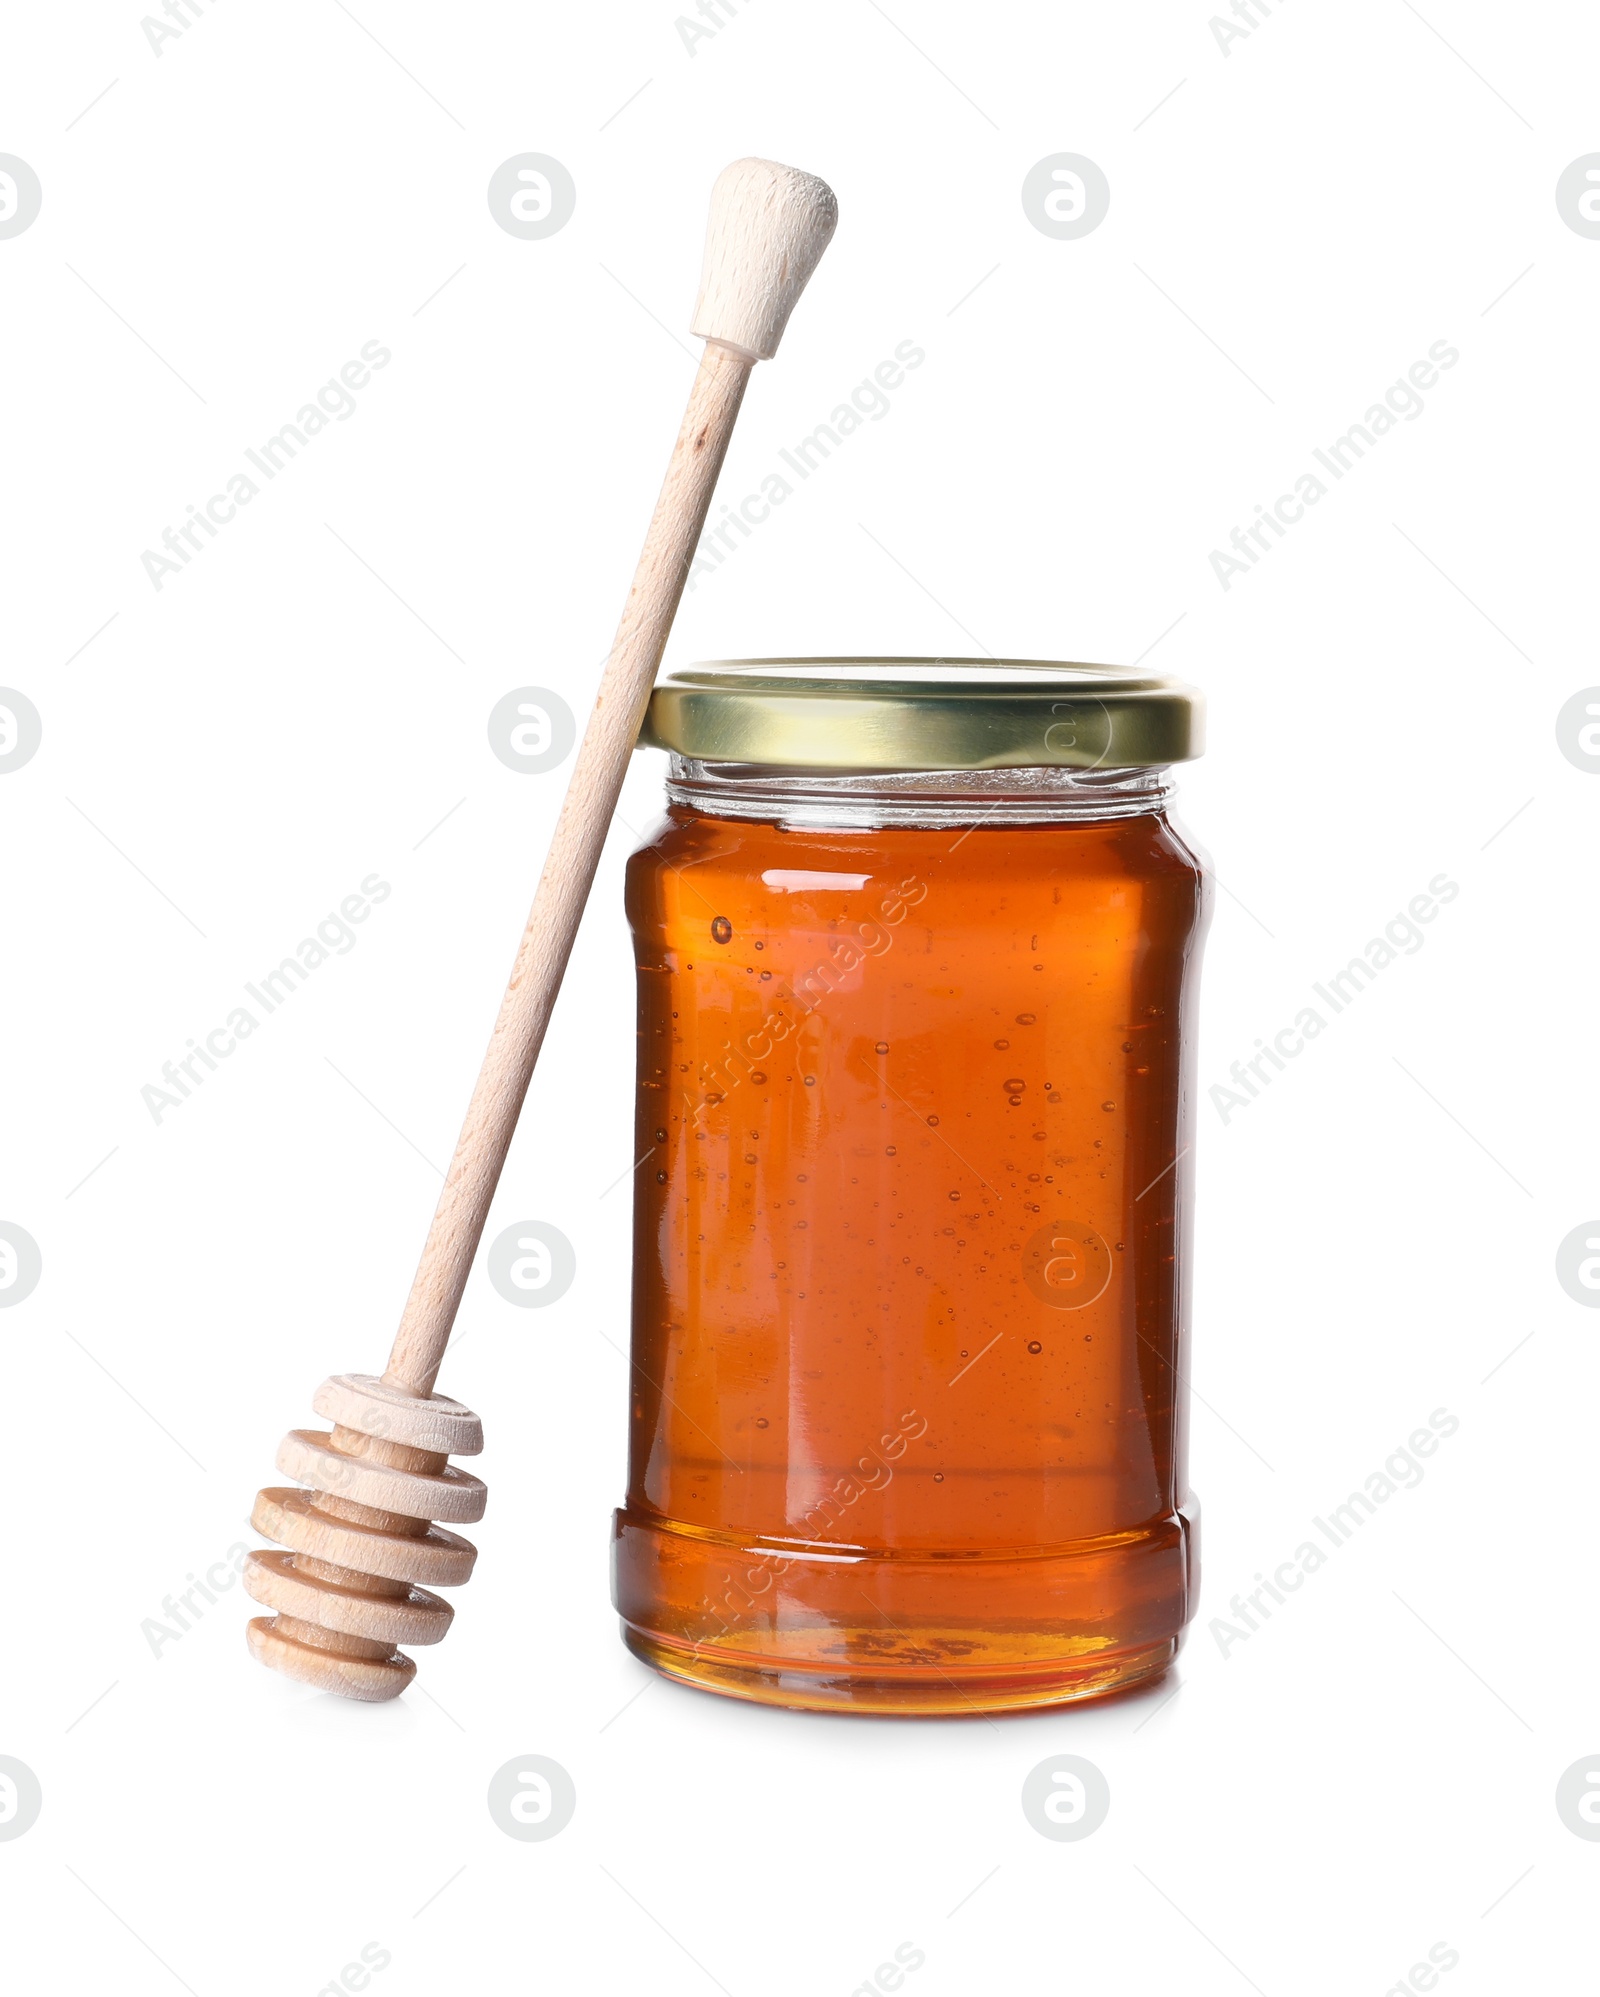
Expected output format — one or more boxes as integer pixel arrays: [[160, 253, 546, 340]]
[[641, 658, 1203, 770]]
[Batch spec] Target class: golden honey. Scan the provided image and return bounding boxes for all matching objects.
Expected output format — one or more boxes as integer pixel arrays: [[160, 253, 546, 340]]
[[612, 663, 1209, 1714]]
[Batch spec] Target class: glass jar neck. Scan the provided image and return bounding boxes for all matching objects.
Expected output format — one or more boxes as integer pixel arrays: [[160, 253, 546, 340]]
[[663, 756, 1174, 830]]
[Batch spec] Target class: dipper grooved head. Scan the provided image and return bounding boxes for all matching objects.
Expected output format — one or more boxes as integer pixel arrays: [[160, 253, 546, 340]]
[[244, 1374, 484, 1701]]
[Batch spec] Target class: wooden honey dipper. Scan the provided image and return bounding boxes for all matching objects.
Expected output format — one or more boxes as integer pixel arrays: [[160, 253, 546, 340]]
[[244, 157, 839, 1700]]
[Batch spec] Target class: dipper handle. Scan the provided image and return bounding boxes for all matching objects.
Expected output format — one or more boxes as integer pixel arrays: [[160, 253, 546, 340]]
[[383, 158, 835, 1396], [384, 347, 748, 1390]]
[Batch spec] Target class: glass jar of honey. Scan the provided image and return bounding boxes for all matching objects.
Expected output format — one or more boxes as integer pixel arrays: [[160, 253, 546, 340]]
[[613, 661, 1209, 1714]]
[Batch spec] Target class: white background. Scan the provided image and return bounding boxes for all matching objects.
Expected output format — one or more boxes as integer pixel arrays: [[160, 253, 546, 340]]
[[2, 2, 1596, 1991]]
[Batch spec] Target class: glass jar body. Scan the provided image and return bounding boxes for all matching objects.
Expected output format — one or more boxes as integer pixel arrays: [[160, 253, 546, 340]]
[[612, 762, 1211, 1714]]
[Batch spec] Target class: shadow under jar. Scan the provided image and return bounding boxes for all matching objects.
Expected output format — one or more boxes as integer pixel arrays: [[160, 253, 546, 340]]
[[613, 660, 1211, 1715]]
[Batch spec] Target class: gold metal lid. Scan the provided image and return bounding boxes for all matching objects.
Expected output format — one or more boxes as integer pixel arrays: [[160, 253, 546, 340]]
[[640, 659, 1203, 771]]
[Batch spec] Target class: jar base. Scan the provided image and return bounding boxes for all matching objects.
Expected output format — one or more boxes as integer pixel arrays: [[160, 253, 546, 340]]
[[614, 1502, 1195, 1717], [621, 1622, 1178, 1716]]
